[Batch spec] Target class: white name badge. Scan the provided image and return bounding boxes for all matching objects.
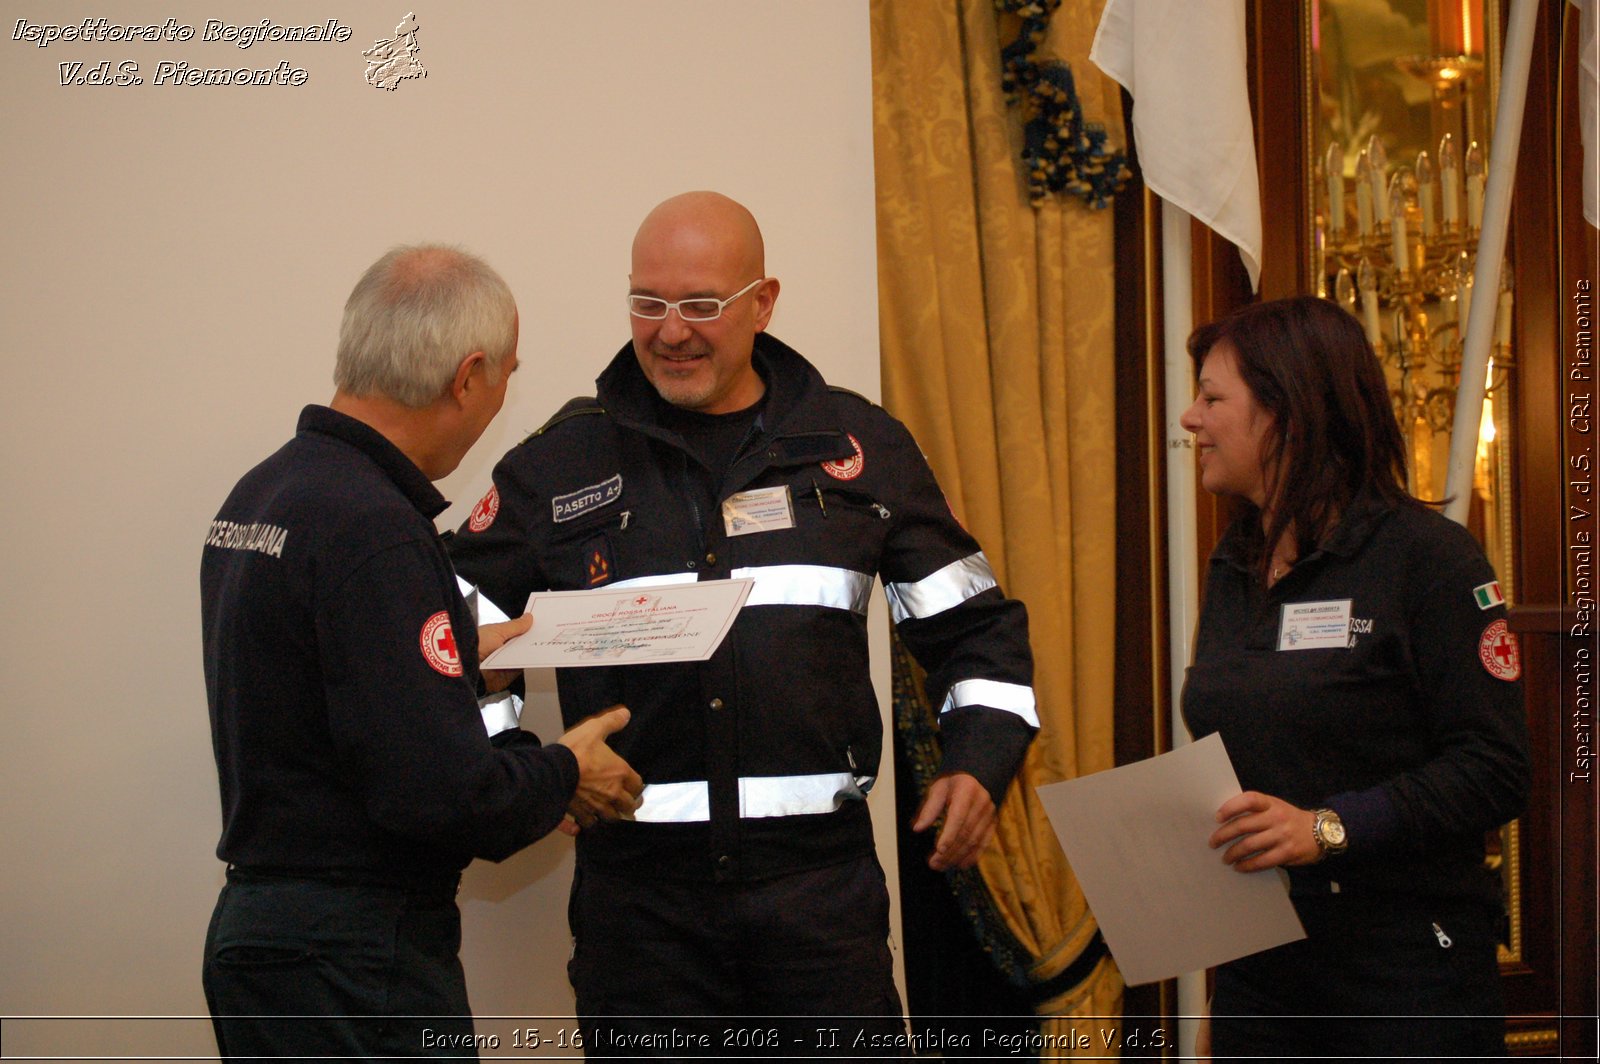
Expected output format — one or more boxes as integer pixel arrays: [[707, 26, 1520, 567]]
[[1277, 599, 1353, 651], [722, 485, 795, 537]]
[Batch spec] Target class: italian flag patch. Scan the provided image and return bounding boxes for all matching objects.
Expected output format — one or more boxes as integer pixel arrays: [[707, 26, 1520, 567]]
[[1473, 581, 1505, 610]]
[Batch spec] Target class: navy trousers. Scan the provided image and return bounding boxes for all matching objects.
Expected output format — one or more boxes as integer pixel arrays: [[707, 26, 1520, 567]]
[[568, 854, 907, 1059], [202, 870, 476, 1062]]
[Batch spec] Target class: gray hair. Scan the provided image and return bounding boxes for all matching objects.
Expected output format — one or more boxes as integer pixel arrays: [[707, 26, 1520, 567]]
[[334, 245, 517, 408]]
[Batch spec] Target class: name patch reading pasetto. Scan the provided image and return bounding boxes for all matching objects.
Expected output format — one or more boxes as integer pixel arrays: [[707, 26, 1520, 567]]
[[206, 519, 287, 558], [552, 474, 623, 523]]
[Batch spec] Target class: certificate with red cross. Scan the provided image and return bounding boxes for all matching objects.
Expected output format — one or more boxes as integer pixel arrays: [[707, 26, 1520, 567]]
[[480, 578, 753, 670]]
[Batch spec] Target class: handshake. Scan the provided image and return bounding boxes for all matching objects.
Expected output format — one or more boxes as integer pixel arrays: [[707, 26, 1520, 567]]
[[480, 614, 644, 835]]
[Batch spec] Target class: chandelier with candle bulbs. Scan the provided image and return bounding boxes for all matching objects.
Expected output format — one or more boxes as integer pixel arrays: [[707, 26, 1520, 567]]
[[1316, 107, 1512, 505]]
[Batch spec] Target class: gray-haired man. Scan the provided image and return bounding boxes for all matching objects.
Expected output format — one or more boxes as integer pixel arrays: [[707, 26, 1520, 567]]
[[201, 245, 642, 1060]]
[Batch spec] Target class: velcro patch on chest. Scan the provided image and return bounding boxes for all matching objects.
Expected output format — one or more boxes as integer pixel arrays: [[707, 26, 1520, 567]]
[[820, 433, 864, 481], [552, 474, 622, 523]]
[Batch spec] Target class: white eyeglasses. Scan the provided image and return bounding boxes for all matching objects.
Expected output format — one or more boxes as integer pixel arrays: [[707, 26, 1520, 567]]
[[627, 277, 765, 322]]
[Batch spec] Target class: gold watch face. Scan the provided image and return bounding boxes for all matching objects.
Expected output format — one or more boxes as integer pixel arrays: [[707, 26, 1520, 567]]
[[1318, 812, 1347, 847]]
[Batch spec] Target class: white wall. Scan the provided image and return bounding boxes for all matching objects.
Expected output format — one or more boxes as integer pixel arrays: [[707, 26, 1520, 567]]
[[0, 2, 888, 1056]]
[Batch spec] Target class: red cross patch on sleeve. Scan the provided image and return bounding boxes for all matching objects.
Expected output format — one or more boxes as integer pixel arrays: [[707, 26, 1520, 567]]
[[420, 611, 464, 677], [1477, 619, 1521, 682], [467, 484, 500, 532]]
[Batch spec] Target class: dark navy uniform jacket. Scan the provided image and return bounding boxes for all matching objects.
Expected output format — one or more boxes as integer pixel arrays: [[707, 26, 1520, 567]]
[[1183, 500, 1530, 905], [448, 335, 1038, 882], [202, 405, 578, 883]]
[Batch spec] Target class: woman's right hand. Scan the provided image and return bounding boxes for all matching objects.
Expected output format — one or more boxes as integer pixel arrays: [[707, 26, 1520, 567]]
[[1210, 790, 1323, 871]]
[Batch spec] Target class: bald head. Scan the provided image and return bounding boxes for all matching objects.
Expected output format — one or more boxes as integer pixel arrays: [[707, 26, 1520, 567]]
[[632, 191, 765, 281], [627, 192, 778, 414]]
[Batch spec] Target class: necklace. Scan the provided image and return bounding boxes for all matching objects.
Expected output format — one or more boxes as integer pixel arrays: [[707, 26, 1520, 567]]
[[1269, 552, 1295, 583], [1265, 519, 1298, 585]]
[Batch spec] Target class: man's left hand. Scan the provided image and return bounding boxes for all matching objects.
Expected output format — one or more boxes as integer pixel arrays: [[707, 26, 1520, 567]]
[[911, 772, 995, 871]]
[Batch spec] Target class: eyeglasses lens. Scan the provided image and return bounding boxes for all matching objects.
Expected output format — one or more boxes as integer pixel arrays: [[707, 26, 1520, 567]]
[[677, 300, 723, 321]]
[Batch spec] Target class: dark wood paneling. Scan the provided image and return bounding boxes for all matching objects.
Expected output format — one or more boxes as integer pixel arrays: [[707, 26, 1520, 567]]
[[1114, 114, 1159, 775], [1251, 2, 1311, 302], [1499, 1, 1561, 1051], [1112, 131, 1166, 1032], [1501, 2, 1597, 1056], [1512, 0, 1565, 610], [1549, 0, 1600, 1055]]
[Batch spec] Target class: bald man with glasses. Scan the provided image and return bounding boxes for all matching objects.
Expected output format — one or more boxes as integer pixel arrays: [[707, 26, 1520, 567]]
[[449, 193, 1038, 1055]]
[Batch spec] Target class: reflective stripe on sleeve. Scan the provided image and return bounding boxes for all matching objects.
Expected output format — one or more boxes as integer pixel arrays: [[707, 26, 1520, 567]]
[[937, 678, 1040, 728], [883, 552, 997, 623], [478, 691, 522, 736], [455, 575, 513, 624], [456, 576, 522, 736], [632, 772, 876, 823], [731, 565, 874, 615]]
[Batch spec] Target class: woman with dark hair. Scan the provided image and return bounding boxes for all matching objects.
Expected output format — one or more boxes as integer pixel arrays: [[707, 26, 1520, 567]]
[[1178, 296, 1530, 1059]]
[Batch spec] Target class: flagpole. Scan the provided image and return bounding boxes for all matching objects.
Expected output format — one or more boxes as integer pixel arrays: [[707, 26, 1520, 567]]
[[1442, 0, 1541, 524], [1161, 197, 1206, 1057]]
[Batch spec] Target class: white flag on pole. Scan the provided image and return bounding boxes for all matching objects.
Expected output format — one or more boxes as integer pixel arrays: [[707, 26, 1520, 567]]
[[1090, 0, 1263, 289]]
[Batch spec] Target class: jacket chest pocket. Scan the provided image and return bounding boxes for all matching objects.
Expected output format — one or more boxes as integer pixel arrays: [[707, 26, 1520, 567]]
[[771, 476, 891, 562], [793, 478, 892, 523]]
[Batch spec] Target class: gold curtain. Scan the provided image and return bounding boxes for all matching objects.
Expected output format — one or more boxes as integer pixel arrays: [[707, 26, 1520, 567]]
[[871, 0, 1124, 1033]]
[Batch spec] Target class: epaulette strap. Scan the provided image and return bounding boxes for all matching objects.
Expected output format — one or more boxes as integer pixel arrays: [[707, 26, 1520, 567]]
[[827, 384, 876, 407], [529, 398, 606, 439]]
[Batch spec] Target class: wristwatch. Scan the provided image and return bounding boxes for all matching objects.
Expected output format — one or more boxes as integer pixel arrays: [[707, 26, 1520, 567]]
[[1311, 808, 1348, 858]]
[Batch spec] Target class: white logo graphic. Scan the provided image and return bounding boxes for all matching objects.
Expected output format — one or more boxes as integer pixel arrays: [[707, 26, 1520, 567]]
[[363, 13, 425, 91]]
